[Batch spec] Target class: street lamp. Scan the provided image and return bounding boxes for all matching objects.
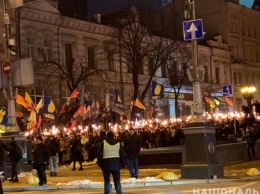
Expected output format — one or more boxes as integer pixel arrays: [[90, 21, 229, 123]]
[[241, 86, 256, 115]]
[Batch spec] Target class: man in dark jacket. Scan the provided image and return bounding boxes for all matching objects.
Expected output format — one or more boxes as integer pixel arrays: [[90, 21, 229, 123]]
[[47, 136, 60, 176], [0, 136, 9, 181], [97, 131, 125, 194], [33, 136, 50, 186], [71, 135, 83, 170], [8, 138, 22, 182], [125, 127, 142, 179]]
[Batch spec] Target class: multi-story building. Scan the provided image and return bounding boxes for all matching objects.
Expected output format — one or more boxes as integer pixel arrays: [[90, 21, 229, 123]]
[[2, 0, 258, 124], [151, 0, 260, 112]]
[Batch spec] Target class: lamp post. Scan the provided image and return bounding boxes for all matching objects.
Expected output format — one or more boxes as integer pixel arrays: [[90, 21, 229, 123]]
[[181, 0, 224, 179], [241, 86, 256, 115]]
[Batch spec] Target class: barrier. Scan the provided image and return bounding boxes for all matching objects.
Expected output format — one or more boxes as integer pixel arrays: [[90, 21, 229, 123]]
[[139, 141, 260, 166]]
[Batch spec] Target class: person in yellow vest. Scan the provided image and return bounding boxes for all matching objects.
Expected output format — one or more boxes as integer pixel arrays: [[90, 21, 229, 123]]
[[97, 131, 125, 194]]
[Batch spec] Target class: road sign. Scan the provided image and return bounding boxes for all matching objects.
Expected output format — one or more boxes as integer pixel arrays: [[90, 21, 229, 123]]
[[2, 60, 12, 76], [222, 85, 233, 96], [183, 19, 204, 41]]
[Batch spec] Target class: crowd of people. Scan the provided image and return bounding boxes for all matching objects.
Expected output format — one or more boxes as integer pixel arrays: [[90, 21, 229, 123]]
[[0, 115, 260, 193]]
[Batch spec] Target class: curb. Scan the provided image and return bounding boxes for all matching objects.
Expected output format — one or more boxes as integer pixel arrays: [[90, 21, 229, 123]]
[[3, 176, 260, 192], [4, 176, 260, 192]]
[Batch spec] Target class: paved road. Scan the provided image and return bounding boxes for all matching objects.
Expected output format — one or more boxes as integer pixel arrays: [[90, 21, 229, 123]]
[[5, 179, 260, 194]]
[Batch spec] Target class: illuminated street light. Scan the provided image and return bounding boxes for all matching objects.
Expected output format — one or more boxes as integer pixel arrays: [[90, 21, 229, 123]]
[[241, 85, 256, 115]]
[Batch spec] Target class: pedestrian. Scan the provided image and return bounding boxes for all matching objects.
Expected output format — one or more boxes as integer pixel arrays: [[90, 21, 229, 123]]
[[97, 131, 125, 194], [125, 127, 142, 179], [32, 136, 50, 187], [26, 136, 34, 165], [71, 134, 83, 170], [47, 136, 59, 176], [0, 135, 9, 181], [8, 138, 22, 182], [245, 127, 256, 160]]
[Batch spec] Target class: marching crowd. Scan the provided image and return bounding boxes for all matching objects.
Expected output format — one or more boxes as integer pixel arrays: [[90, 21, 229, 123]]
[[1, 116, 260, 194]]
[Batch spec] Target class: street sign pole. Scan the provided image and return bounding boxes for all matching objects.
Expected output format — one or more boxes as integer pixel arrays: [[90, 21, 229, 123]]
[[2, 0, 19, 132]]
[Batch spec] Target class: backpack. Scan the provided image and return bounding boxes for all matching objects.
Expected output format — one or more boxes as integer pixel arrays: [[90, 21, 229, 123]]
[[14, 146, 23, 161]]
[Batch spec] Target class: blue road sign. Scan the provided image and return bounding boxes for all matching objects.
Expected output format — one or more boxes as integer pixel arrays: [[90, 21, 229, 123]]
[[183, 19, 204, 41], [222, 85, 233, 96]]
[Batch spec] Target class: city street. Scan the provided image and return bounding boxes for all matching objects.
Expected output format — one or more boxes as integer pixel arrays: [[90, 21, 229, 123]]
[[5, 179, 260, 194]]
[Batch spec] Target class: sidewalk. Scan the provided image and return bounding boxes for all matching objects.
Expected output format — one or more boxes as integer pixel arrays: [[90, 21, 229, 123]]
[[2, 159, 260, 192]]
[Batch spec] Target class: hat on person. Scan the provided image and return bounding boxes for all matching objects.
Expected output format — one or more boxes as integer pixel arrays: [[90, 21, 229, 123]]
[[107, 131, 115, 138], [36, 136, 43, 141]]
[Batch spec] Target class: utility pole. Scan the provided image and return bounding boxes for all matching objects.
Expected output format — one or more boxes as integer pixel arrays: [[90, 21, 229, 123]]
[[190, 0, 204, 121], [2, 0, 23, 132], [181, 0, 224, 179]]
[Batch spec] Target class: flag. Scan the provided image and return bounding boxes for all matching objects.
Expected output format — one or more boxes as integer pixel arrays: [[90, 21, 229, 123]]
[[114, 89, 124, 112], [16, 94, 35, 111], [211, 96, 220, 106], [35, 98, 43, 114], [150, 100, 157, 118], [225, 96, 234, 107], [59, 89, 78, 116], [68, 120, 77, 131], [204, 96, 215, 108], [84, 93, 92, 107], [0, 107, 8, 126], [44, 96, 57, 120], [134, 97, 146, 110], [91, 101, 97, 115], [83, 105, 92, 120], [151, 81, 164, 99], [25, 92, 34, 106], [27, 111, 37, 130], [73, 105, 87, 122], [35, 115, 42, 131]]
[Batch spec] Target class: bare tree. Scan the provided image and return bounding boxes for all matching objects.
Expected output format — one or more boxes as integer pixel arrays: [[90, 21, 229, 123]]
[[103, 6, 182, 120], [35, 50, 106, 93], [167, 44, 192, 117]]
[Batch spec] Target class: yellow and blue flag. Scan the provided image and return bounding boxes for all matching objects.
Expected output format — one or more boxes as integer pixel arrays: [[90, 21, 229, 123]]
[[0, 107, 8, 126], [134, 97, 146, 110], [151, 81, 164, 99], [44, 96, 57, 120], [115, 89, 124, 112]]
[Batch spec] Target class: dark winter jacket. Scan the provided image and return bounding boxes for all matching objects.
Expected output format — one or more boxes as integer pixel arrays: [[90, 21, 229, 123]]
[[9, 141, 21, 163], [125, 133, 142, 158], [71, 137, 83, 161], [48, 138, 60, 156], [97, 136, 125, 172], [33, 143, 50, 164], [0, 139, 8, 161]]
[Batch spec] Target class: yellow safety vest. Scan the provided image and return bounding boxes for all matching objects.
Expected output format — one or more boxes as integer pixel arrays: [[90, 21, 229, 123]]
[[103, 140, 120, 159]]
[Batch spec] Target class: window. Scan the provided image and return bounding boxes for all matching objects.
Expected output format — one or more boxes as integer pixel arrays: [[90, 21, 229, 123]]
[[161, 62, 167, 78], [87, 47, 95, 68], [224, 69, 228, 84], [238, 73, 242, 85], [43, 40, 52, 61], [65, 44, 74, 68], [215, 67, 220, 84], [29, 87, 48, 105], [27, 37, 35, 59], [107, 52, 115, 71], [148, 57, 155, 76], [61, 88, 71, 105], [233, 72, 237, 85]]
